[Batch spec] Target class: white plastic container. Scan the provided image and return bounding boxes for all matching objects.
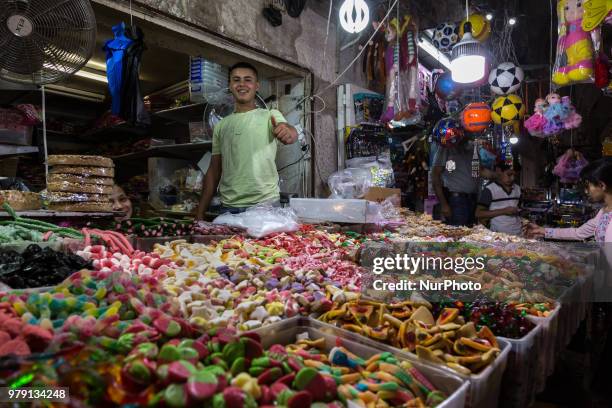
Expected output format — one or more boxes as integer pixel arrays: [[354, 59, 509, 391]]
[[498, 324, 542, 408], [252, 317, 469, 408], [527, 304, 561, 393], [311, 318, 509, 408]]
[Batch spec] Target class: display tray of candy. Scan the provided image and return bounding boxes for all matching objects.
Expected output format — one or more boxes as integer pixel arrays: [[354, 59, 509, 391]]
[[252, 316, 469, 408], [191, 235, 233, 244], [1, 319, 466, 408], [317, 299, 510, 408], [0, 244, 91, 290]]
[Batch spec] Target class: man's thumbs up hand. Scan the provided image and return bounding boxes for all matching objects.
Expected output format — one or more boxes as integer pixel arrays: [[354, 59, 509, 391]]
[[271, 114, 294, 144]]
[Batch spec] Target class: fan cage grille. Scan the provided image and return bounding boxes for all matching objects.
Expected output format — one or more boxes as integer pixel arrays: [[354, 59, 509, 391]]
[[0, 0, 97, 85]]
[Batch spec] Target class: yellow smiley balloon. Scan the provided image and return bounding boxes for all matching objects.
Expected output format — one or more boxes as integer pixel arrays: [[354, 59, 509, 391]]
[[459, 14, 492, 42]]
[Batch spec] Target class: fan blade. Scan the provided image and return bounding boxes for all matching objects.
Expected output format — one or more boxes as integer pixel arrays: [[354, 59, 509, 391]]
[[31, 0, 72, 20]]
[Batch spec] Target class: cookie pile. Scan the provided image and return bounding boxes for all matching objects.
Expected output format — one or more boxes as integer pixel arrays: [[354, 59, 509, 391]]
[[46, 155, 115, 212]]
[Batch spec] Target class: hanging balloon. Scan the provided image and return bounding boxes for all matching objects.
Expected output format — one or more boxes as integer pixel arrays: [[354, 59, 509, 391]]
[[488, 62, 525, 95], [491, 94, 526, 125], [432, 22, 459, 52], [433, 118, 465, 147], [462, 102, 492, 132], [459, 14, 491, 42], [435, 72, 463, 100]]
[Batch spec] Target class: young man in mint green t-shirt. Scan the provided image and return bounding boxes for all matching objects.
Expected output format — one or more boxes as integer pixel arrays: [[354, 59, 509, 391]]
[[196, 62, 298, 219]]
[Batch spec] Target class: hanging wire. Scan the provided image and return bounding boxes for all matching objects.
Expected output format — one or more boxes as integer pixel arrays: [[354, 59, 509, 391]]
[[549, 0, 554, 93], [41, 85, 48, 179], [129, 0, 134, 26], [322, 0, 333, 64], [465, 0, 470, 21]]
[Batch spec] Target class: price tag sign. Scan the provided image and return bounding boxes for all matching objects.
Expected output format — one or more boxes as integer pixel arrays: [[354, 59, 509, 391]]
[[0, 387, 69, 402]]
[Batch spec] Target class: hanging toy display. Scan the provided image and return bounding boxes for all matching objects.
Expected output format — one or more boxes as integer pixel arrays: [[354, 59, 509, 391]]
[[552, 0, 595, 87], [378, 15, 420, 126], [433, 118, 465, 147], [553, 148, 589, 183], [461, 102, 492, 133], [491, 94, 526, 125], [434, 72, 463, 101], [526, 93, 582, 137], [471, 141, 480, 178], [524, 98, 548, 137], [459, 14, 492, 42], [478, 141, 499, 169], [432, 22, 459, 52], [488, 62, 525, 95], [582, 0, 612, 31], [363, 7, 389, 94]]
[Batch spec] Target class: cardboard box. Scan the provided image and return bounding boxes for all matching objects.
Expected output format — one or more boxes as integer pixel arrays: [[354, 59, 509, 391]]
[[364, 187, 401, 206]]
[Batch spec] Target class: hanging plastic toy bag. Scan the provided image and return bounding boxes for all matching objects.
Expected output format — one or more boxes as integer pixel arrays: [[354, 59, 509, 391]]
[[552, 0, 596, 87], [553, 148, 588, 183], [327, 167, 372, 199]]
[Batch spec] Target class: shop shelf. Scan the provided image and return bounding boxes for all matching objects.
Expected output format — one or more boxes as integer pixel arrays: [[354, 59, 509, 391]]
[[112, 141, 212, 163], [153, 103, 206, 124], [0, 144, 38, 157], [78, 123, 149, 142]]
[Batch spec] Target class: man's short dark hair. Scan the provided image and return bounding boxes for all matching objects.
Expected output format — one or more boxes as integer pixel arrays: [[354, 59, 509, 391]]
[[495, 162, 520, 172], [228, 62, 258, 82]]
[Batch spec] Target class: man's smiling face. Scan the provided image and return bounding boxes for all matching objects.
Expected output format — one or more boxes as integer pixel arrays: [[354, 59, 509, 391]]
[[229, 67, 259, 104]]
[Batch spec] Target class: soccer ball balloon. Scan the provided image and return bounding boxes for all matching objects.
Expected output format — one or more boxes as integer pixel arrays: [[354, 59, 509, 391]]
[[435, 72, 462, 100], [462, 102, 492, 132], [489, 62, 524, 95], [491, 94, 526, 125], [432, 22, 459, 52], [433, 118, 465, 147]]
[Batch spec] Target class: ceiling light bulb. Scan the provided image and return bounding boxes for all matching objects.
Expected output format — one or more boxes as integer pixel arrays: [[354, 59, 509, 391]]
[[339, 0, 370, 34], [486, 13, 493, 21], [450, 22, 487, 84], [508, 17, 517, 26], [509, 135, 519, 144]]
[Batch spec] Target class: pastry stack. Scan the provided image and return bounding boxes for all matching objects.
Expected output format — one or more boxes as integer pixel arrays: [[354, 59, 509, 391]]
[[46, 155, 115, 212]]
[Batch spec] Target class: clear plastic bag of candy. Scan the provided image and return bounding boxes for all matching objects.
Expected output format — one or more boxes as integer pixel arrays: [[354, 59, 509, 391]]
[[328, 167, 372, 199], [213, 205, 299, 238]]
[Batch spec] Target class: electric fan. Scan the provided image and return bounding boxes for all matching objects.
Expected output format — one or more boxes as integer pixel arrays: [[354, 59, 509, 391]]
[[0, 0, 97, 85]]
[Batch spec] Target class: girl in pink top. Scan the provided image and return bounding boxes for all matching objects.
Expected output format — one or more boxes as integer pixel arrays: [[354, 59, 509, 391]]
[[527, 159, 612, 243]]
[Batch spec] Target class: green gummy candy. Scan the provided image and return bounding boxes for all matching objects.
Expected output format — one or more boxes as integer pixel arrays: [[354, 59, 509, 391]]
[[157, 364, 170, 382], [294, 367, 318, 390], [212, 393, 226, 408], [378, 382, 399, 391], [159, 345, 182, 363], [179, 339, 194, 349], [128, 361, 151, 382], [179, 347, 199, 361], [249, 366, 266, 376], [164, 383, 188, 408], [251, 356, 270, 367], [276, 389, 296, 405], [222, 341, 245, 364], [282, 361, 291, 374], [203, 365, 226, 377], [165, 320, 182, 337], [231, 357, 246, 375], [427, 390, 447, 406]]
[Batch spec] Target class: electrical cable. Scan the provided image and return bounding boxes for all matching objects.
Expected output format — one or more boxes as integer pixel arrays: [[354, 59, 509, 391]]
[[278, 144, 310, 172], [322, 0, 333, 64], [549, 0, 554, 93]]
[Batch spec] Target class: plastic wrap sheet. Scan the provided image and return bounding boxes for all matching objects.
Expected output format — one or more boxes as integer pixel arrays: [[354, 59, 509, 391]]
[[213, 206, 299, 238], [290, 198, 368, 224], [48, 166, 115, 178], [47, 202, 113, 212], [311, 318, 510, 408], [45, 191, 110, 203], [251, 317, 469, 408], [47, 174, 114, 186], [46, 182, 113, 195], [47, 155, 114, 168], [498, 325, 543, 408]]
